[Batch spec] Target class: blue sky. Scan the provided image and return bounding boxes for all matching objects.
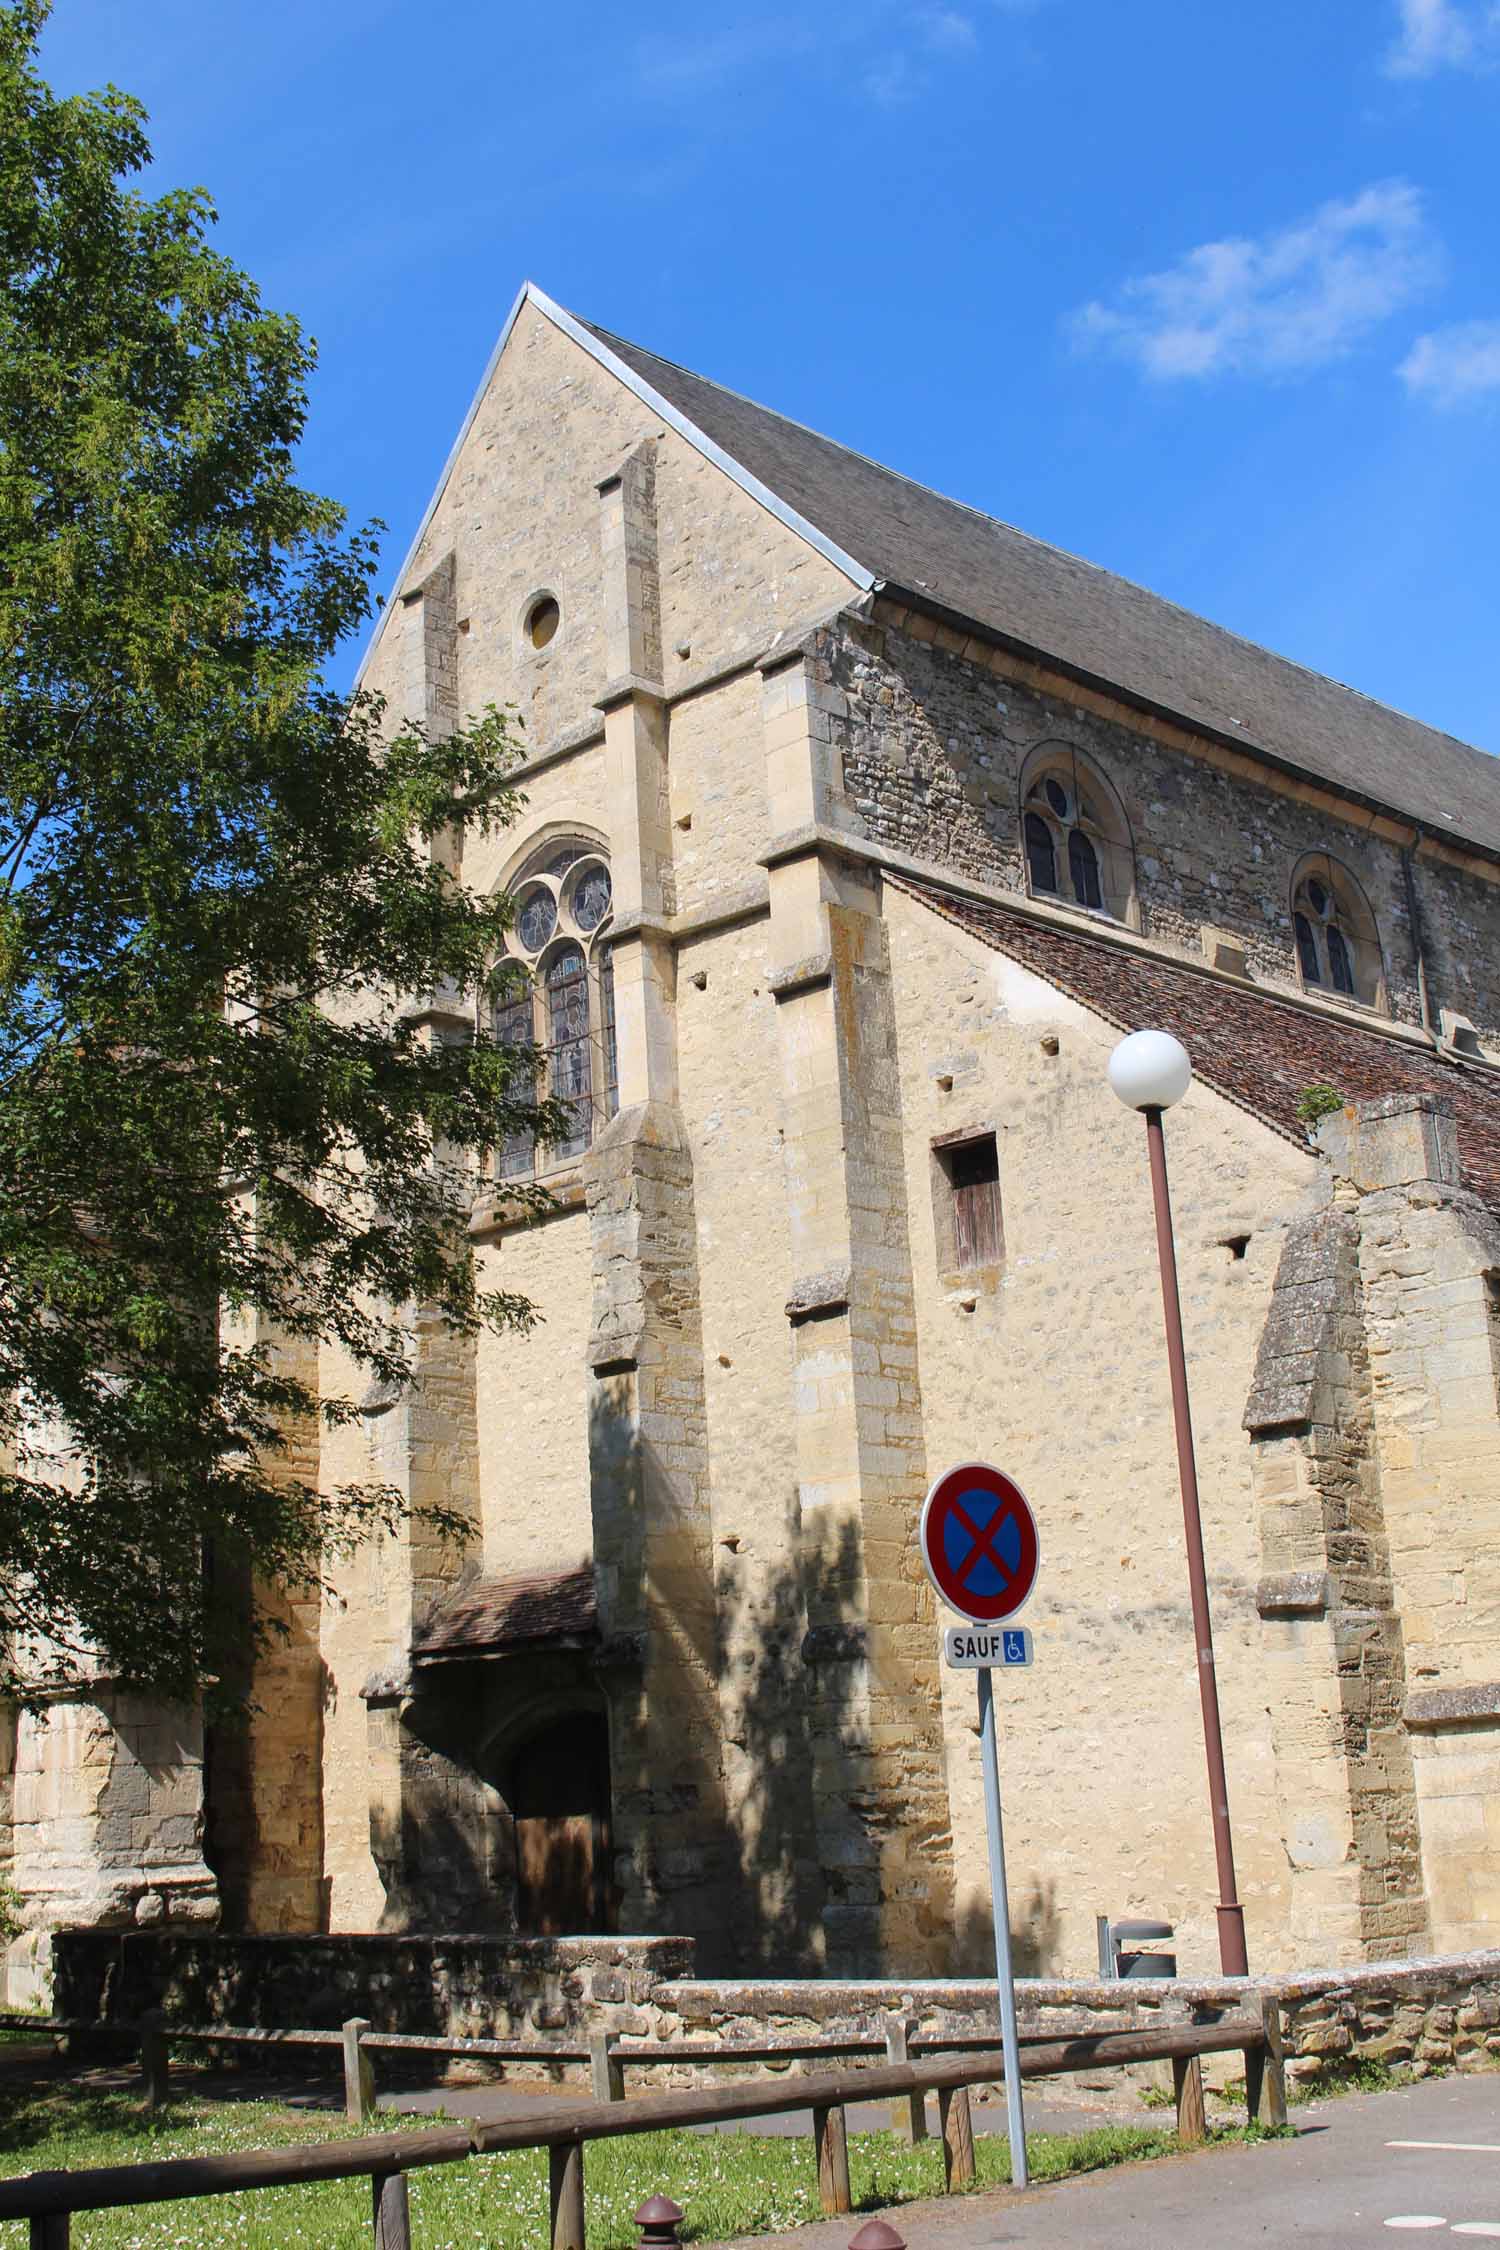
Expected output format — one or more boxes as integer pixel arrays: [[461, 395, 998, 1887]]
[[36, 0, 1500, 750]]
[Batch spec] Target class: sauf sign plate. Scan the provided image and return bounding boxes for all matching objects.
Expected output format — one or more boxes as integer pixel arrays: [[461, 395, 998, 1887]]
[[944, 1625, 1032, 1670]]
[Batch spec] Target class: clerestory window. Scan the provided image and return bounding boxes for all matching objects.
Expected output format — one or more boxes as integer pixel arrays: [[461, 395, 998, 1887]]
[[493, 844, 618, 1178], [1020, 749, 1135, 924], [1290, 858, 1384, 1012]]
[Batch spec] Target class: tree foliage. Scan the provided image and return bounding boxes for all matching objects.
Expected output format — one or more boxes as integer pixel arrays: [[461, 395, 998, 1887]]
[[0, 3, 555, 1704]]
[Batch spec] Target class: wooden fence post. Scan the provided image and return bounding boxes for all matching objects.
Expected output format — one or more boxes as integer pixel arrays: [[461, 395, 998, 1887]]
[[813, 2102, 852, 2215], [29, 2219, 69, 2248], [882, 2019, 926, 2143], [549, 2141, 586, 2250], [139, 2011, 169, 2113], [938, 2084, 976, 2190], [343, 2018, 375, 2126], [589, 2031, 624, 2104], [371, 2170, 412, 2250], [1172, 2054, 1206, 2146], [1259, 1995, 1288, 2128]]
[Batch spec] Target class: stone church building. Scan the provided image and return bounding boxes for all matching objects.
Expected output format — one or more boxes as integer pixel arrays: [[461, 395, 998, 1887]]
[[6, 282, 1500, 1999]]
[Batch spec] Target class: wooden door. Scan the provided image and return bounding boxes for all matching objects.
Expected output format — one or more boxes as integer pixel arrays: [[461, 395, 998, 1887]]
[[511, 1713, 612, 1935]]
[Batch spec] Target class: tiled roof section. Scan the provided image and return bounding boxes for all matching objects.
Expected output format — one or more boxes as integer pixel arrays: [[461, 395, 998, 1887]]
[[897, 876, 1500, 1213], [413, 1564, 597, 1660], [581, 317, 1500, 859]]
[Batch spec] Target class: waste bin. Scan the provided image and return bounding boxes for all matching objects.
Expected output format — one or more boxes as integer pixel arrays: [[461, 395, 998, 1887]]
[[1096, 1914, 1176, 1979]]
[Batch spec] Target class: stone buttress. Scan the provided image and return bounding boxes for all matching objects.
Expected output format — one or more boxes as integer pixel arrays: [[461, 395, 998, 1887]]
[[357, 552, 492, 1931], [757, 627, 956, 1973], [583, 444, 733, 1962], [203, 1313, 326, 1933], [1248, 1092, 1500, 1960], [1245, 1200, 1428, 1961]]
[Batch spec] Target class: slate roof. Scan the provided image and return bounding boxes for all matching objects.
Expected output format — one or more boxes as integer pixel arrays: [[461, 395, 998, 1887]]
[[413, 1564, 597, 1661], [896, 875, 1500, 1214], [581, 316, 1500, 860]]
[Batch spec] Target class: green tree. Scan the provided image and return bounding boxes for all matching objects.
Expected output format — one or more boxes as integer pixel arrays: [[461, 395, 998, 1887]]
[[0, 3, 557, 1705]]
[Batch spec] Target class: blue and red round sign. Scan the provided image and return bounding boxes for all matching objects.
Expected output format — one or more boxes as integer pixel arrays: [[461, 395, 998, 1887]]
[[920, 1461, 1039, 1625]]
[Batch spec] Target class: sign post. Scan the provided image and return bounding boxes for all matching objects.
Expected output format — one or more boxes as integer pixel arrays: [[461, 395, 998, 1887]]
[[920, 1461, 1040, 2192]]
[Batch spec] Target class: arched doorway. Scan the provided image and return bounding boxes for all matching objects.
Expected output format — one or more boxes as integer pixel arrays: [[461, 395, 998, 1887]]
[[508, 1709, 614, 1935]]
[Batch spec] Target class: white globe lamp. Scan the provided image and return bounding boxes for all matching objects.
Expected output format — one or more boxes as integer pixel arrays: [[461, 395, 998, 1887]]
[[1105, 1019, 1248, 1978], [1107, 1029, 1192, 1112]]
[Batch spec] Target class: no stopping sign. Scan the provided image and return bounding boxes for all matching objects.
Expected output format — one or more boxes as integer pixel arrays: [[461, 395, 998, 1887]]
[[920, 1461, 1039, 1625]]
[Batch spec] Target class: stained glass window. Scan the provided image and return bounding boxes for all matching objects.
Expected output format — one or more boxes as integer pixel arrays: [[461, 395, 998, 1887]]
[[599, 946, 618, 1122], [1025, 811, 1057, 897], [516, 885, 557, 954], [493, 843, 615, 1181], [1327, 924, 1355, 997], [1292, 866, 1375, 1006], [546, 945, 592, 1161], [1024, 754, 1129, 918], [572, 862, 612, 934], [1294, 912, 1321, 986], [495, 980, 536, 1180], [1068, 828, 1102, 911]]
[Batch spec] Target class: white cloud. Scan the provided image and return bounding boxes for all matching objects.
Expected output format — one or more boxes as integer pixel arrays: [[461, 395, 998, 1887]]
[[863, 51, 916, 102], [1384, 0, 1500, 77], [920, 8, 979, 52], [635, 2, 1016, 108], [1399, 320, 1500, 405], [1072, 181, 1443, 381], [632, 24, 809, 98]]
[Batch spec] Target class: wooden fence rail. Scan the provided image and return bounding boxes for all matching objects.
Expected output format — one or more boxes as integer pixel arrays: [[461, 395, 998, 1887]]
[[0, 2002, 1286, 2249]]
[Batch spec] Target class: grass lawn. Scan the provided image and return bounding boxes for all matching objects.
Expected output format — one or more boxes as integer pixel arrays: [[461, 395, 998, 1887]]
[[0, 2079, 1281, 2249]]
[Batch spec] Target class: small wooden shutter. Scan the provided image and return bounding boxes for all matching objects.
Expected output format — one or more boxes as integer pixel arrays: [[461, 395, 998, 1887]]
[[950, 1138, 1001, 1269]]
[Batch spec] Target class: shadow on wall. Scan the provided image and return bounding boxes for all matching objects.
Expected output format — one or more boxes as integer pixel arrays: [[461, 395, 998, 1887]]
[[713, 1505, 869, 1975], [591, 1368, 907, 1976], [953, 1876, 1061, 1979]]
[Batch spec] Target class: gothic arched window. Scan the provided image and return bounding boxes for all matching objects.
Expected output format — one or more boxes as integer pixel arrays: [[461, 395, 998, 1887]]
[[493, 843, 618, 1177], [1019, 748, 1136, 923], [1290, 858, 1384, 1011]]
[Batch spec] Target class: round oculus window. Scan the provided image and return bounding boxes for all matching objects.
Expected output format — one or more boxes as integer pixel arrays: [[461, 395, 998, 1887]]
[[526, 595, 560, 650]]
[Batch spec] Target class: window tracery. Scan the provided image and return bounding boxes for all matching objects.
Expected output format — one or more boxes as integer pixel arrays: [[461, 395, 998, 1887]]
[[1019, 749, 1135, 923], [1290, 858, 1384, 1010], [493, 842, 617, 1177]]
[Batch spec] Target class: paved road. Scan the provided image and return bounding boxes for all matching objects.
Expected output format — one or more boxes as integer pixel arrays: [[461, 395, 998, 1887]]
[[708, 2074, 1500, 2250]]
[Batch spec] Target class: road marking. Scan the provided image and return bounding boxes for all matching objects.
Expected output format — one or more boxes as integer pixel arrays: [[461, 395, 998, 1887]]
[[1452, 2228, 1500, 2238], [1383, 2220, 1447, 2231], [1389, 2145, 1500, 2156]]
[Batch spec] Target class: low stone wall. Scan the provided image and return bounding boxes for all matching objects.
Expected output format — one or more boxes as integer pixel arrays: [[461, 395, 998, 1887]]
[[1270, 1953, 1500, 2081], [50, 1932, 693, 2045], [48, 1934, 1500, 2093]]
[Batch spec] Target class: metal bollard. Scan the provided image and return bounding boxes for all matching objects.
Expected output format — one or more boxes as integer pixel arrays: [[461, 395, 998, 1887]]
[[849, 2224, 906, 2250], [633, 2195, 684, 2250]]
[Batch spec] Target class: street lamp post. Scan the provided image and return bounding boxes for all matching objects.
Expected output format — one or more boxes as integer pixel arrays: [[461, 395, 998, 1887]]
[[1108, 1029, 1249, 1979]]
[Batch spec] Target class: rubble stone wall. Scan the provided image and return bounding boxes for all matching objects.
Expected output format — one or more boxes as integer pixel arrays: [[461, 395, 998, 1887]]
[[832, 606, 1500, 1047], [48, 1934, 1500, 2093]]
